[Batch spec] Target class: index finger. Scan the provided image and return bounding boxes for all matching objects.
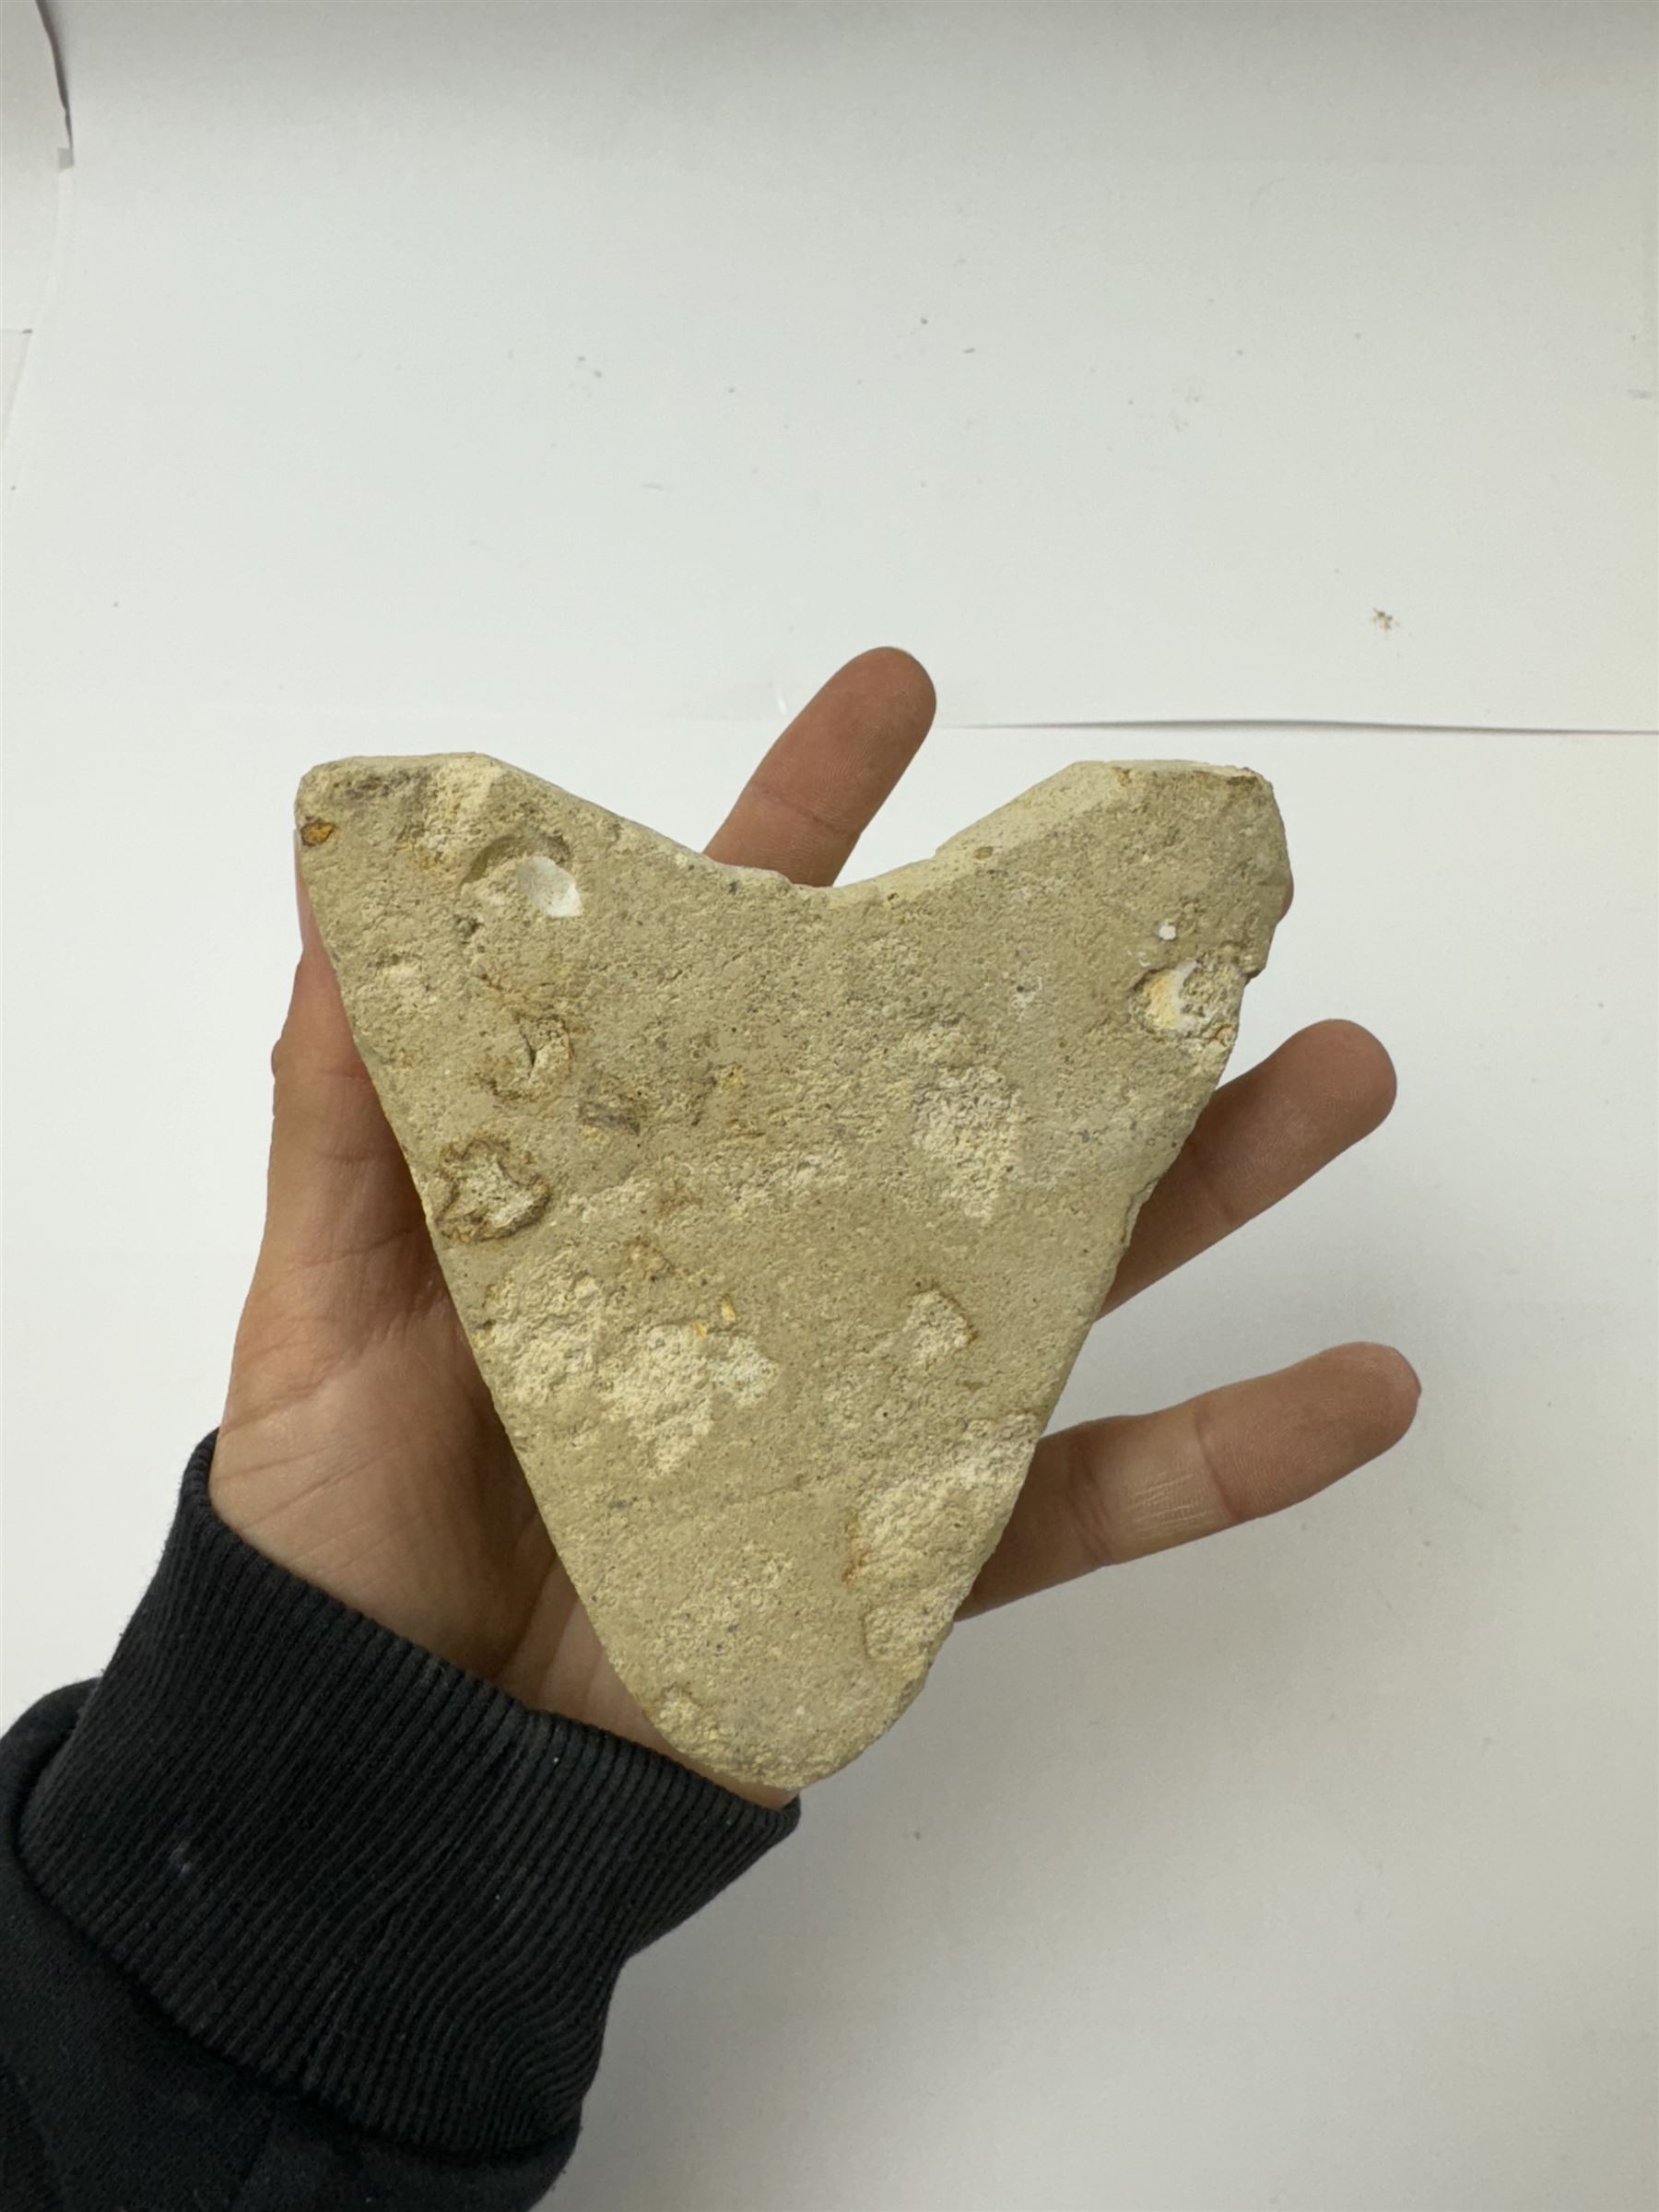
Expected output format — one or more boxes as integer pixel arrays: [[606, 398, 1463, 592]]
[[703, 646, 937, 885]]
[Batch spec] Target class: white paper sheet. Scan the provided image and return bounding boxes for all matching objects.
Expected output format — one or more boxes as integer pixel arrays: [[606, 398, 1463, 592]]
[[7, 2, 1655, 729], [0, 0, 71, 438]]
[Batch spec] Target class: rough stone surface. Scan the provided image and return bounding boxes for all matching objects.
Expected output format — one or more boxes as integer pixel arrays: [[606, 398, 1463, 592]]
[[294, 752, 1289, 1790]]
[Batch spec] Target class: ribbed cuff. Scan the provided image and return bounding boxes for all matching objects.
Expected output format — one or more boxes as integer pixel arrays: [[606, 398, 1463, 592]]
[[18, 1431, 800, 2159]]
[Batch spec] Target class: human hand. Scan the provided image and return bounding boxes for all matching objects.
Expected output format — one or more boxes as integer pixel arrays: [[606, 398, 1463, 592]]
[[211, 649, 1418, 1810]]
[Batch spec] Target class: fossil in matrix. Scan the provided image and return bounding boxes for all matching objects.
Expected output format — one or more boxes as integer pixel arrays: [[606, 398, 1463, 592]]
[[294, 751, 1289, 1791]]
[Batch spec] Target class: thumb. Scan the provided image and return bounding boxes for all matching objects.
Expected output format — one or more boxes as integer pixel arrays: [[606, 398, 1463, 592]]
[[258, 853, 422, 1277]]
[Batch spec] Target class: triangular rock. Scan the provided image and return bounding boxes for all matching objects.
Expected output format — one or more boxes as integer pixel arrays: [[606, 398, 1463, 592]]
[[295, 753, 1288, 1789]]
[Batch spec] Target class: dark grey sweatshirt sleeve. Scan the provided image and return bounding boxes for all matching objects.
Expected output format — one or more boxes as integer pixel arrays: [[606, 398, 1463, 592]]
[[0, 1430, 800, 2210]]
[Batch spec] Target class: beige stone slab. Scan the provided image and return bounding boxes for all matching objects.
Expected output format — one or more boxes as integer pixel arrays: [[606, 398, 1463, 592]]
[[294, 752, 1288, 1789]]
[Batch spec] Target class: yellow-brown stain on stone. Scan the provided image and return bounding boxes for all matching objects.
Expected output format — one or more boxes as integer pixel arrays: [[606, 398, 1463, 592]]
[[430, 1138, 551, 1242]]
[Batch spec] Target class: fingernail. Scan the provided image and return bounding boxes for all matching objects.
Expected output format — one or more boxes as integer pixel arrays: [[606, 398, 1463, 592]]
[[293, 851, 324, 958]]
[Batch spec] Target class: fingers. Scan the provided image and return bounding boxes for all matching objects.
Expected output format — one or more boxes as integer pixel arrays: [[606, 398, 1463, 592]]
[[959, 1342, 1420, 1616], [703, 646, 936, 884], [256, 859, 427, 1282], [1101, 1020, 1397, 1314]]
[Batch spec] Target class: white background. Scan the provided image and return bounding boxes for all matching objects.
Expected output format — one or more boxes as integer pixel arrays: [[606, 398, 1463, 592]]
[[3, 8, 1655, 2211]]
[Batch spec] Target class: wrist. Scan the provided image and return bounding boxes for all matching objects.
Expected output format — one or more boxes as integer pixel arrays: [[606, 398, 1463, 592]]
[[18, 1430, 802, 2157], [211, 1405, 798, 1812]]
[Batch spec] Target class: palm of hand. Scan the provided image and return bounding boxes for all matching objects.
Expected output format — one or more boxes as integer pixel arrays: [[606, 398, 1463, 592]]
[[216, 1068, 654, 1775], [212, 652, 1417, 1809]]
